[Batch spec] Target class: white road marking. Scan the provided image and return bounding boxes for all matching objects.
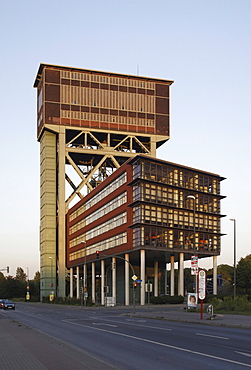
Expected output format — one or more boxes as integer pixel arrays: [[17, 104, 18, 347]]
[[90, 317, 172, 331], [92, 323, 118, 327], [64, 319, 251, 368], [196, 333, 229, 340], [236, 352, 251, 358]]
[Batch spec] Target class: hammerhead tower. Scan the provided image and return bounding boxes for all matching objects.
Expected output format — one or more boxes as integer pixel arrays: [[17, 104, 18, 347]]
[[34, 64, 173, 298]]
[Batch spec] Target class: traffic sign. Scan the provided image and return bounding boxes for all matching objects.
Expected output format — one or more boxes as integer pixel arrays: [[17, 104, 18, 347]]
[[132, 275, 137, 281], [191, 255, 199, 275], [198, 270, 206, 300]]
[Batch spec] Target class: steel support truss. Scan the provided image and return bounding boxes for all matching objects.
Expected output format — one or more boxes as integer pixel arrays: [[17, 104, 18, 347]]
[[64, 128, 156, 209]]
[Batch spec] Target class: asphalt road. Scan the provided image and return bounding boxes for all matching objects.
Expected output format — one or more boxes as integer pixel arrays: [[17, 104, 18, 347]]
[[6, 303, 251, 370]]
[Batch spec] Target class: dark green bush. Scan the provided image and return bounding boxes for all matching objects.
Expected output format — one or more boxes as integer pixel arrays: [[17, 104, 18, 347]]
[[208, 295, 251, 312], [150, 295, 184, 304], [167, 295, 184, 304], [150, 296, 168, 304], [42, 296, 81, 305]]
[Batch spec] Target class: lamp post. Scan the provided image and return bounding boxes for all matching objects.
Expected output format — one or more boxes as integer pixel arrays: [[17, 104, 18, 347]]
[[230, 218, 236, 298], [49, 257, 53, 302], [187, 195, 196, 254], [81, 241, 87, 306], [26, 267, 30, 301], [187, 195, 197, 294]]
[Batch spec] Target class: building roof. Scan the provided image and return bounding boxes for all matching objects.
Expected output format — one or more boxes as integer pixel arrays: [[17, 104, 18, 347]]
[[33, 63, 174, 88], [128, 155, 226, 181]]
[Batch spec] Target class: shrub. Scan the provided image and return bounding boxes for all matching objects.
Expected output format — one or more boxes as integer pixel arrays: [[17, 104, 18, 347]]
[[208, 295, 251, 312], [150, 295, 184, 304], [167, 295, 184, 304]]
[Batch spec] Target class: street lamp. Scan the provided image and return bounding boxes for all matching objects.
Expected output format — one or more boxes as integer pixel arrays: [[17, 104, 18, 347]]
[[187, 195, 196, 255], [81, 241, 87, 306], [230, 218, 236, 298], [26, 267, 30, 301], [49, 257, 53, 302], [49, 257, 53, 286], [187, 195, 197, 294]]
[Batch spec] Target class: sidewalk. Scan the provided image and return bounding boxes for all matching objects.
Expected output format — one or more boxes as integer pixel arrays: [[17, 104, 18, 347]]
[[127, 304, 251, 329], [0, 313, 116, 370]]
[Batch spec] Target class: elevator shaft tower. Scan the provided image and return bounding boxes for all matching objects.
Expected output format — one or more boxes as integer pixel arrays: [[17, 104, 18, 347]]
[[34, 64, 173, 298]]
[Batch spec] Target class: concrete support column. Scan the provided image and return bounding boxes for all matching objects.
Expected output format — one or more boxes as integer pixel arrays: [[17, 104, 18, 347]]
[[112, 257, 116, 303], [140, 249, 146, 305], [92, 262, 95, 304], [213, 255, 217, 295], [165, 268, 168, 296], [170, 256, 175, 296], [57, 128, 66, 297], [83, 263, 87, 293], [178, 253, 184, 296], [150, 138, 157, 157], [40, 131, 57, 300], [154, 261, 158, 297], [70, 268, 73, 298], [125, 254, 129, 306], [76, 266, 80, 299], [101, 260, 105, 305]]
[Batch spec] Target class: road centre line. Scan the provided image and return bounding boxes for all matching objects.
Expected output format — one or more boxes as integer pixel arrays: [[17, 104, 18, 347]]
[[88, 317, 172, 331], [63, 319, 251, 368], [196, 333, 229, 340], [92, 323, 118, 327]]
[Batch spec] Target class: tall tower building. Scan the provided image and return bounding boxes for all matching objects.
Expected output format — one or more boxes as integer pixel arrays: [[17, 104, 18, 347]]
[[34, 64, 173, 298]]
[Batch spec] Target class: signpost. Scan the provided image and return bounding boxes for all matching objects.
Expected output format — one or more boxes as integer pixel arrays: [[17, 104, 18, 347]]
[[131, 275, 138, 314], [145, 281, 152, 309], [191, 255, 198, 275], [198, 270, 206, 319]]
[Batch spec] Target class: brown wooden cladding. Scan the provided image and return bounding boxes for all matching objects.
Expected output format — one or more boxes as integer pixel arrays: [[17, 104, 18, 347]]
[[45, 84, 60, 102], [156, 83, 169, 97], [45, 69, 60, 84], [156, 115, 169, 135], [156, 97, 169, 115], [45, 102, 60, 122]]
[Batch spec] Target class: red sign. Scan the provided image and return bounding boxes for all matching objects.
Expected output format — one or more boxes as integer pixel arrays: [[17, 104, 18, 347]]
[[191, 255, 198, 275]]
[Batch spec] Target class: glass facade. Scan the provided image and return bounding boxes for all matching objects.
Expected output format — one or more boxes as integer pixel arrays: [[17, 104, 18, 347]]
[[70, 192, 126, 234], [131, 158, 223, 255], [69, 172, 127, 222], [70, 211, 127, 248], [69, 232, 127, 261], [67, 156, 224, 266], [133, 160, 220, 195]]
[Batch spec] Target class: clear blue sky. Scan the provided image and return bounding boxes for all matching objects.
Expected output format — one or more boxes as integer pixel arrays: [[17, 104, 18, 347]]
[[0, 0, 250, 278]]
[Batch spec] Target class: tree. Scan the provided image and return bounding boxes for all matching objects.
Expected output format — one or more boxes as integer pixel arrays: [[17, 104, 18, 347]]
[[184, 268, 196, 293], [0, 271, 5, 282], [217, 264, 233, 283], [15, 267, 27, 282], [34, 271, 40, 282], [237, 254, 251, 295]]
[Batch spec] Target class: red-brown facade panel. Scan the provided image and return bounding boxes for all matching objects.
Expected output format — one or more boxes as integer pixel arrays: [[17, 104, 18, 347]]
[[34, 64, 173, 139]]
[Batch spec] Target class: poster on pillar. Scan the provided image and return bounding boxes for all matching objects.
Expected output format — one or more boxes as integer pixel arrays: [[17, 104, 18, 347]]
[[187, 292, 198, 308]]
